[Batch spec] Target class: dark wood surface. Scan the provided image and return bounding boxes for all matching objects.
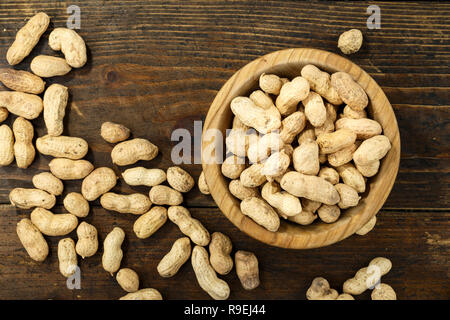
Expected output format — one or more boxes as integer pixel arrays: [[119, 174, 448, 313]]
[[0, 0, 448, 300]]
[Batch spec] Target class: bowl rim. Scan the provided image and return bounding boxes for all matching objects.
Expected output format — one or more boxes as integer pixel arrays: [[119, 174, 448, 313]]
[[202, 48, 400, 249]]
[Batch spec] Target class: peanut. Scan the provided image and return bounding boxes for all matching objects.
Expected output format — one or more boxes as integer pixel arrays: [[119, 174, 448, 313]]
[[302, 91, 327, 127], [280, 171, 340, 205], [209, 232, 233, 275], [167, 166, 195, 193], [225, 128, 255, 158], [0, 124, 14, 166], [116, 268, 139, 293], [149, 185, 183, 206], [275, 76, 310, 116], [371, 283, 396, 300], [100, 122, 130, 143], [288, 210, 317, 226], [16, 218, 49, 262], [122, 167, 166, 187], [353, 135, 391, 166], [235, 250, 260, 290], [335, 183, 360, 209], [338, 29, 363, 55], [58, 238, 77, 277], [81, 167, 117, 201], [75, 222, 98, 258], [302, 199, 322, 213], [293, 140, 320, 175], [316, 128, 356, 154], [300, 64, 343, 105], [318, 204, 341, 223], [30, 207, 78, 236], [36, 135, 88, 159], [232, 116, 249, 131], [100, 192, 151, 215], [231, 96, 281, 134], [168, 206, 210, 246], [0, 107, 8, 122], [240, 163, 266, 188], [64, 192, 90, 218], [133, 206, 167, 239], [119, 288, 163, 300], [314, 102, 337, 136], [102, 227, 125, 275], [279, 111, 307, 144], [261, 181, 302, 217], [331, 72, 368, 111], [191, 245, 230, 300], [0, 68, 45, 94], [356, 216, 377, 236], [318, 167, 339, 185], [336, 163, 366, 193], [343, 257, 392, 295], [49, 158, 94, 180], [306, 277, 338, 300], [32, 172, 64, 196], [297, 124, 315, 145], [43, 84, 68, 136], [228, 179, 259, 201], [342, 105, 367, 119], [355, 160, 380, 178], [111, 138, 159, 166], [261, 150, 290, 181], [9, 188, 55, 209], [0, 91, 43, 119], [198, 171, 210, 195], [157, 237, 191, 278], [336, 293, 355, 300], [49, 28, 87, 68], [259, 73, 282, 95], [249, 89, 274, 109], [247, 132, 284, 163], [327, 143, 357, 167], [240, 197, 280, 232], [30, 55, 72, 77], [335, 118, 382, 140], [6, 12, 50, 65], [12, 117, 35, 168], [221, 155, 245, 179]]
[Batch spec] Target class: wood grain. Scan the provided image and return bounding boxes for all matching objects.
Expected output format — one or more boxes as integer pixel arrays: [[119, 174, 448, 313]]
[[0, 0, 448, 299]]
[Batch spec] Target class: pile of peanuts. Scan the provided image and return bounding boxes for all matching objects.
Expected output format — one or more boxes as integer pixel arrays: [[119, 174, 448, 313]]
[[224, 65, 392, 232], [0, 12, 262, 300]]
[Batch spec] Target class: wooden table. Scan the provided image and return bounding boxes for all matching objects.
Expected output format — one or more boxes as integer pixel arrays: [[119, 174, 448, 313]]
[[0, 1, 448, 300]]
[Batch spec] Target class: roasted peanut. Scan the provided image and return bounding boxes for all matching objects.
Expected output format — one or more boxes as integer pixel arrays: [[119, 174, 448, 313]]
[[261, 181, 302, 217], [302, 91, 327, 127], [43, 84, 68, 136], [355, 160, 380, 178], [149, 185, 183, 206], [100, 192, 151, 215], [6, 12, 50, 65], [259, 73, 282, 95], [16, 218, 49, 262], [122, 167, 166, 187], [64, 192, 90, 218], [168, 206, 210, 246], [0, 91, 43, 119], [0, 124, 14, 166], [0, 68, 45, 94], [343, 257, 392, 295], [300, 64, 343, 105], [240, 197, 280, 232], [225, 128, 256, 158], [235, 250, 260, 290], [119, 288, 163, 300], [49, 28, 87, 68], [0, 107, 7, 122], [36, 135, 88, 159], [111, 138, 159, 166], [240, 163, 266, 188], [342, 105, 367, 119], [157, 237, 191, 278], [356, 216, 377, 236], [221, 155, 245, 179], [30, 55, 72, 77], [318, 204, 341, 223], [335, 118, 382, 140], [30, 207, 78, 236], [58, 238, 77, 277], [167, 166, 195, 193], [275, 76, 310, 116], [102, 227, 125, 275], [32, 172, 64, 196], [249, 89, 274, 109], [280, 171, 340, 205], [316, 128, 356, 154], [279, 111, 306, 144], [336, 163, 366, 193], [335, 183, 360, 209], [75, 222, 98, 258], [338, 29, 363, 55], [100, 122, 130, 143], [371, 283, 396, 300], [133, 206, 167, 239], [198, 171, 210, 195], [116, 268, 139, 293], [306, 277, 339, 300], [288, 210, 317, 226], [318, 167, 339, 185], [336, 293, 355, 300], [327, 143, 357, 167], [247, 132, 284, 163], [353, 135, 391, 166], [228, 179, 259, 201], [293, 140, 320, 175], [191, 246, 230, 300], [12, 117, 35, 168], [262, 150, 290, 181], [49, 158, 94, 180], [9, 188, 55, 209], [209, 232, 233, 275], [297, 124, 316, 145], [81, 167, 117, 201], [331, 72, 368, 111]]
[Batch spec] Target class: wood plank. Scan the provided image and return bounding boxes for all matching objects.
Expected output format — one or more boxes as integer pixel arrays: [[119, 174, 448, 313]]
[[0, 205, 448, 300]]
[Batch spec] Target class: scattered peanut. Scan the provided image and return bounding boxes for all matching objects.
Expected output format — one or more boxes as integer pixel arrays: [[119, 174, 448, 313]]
[[235, 250, 260, 290], [43, 84, 68, 136], [149, 185, 183, 206], [338, 29, 363, 55], [0, 91, 43, 119], [16, 218, 49, 262], [9, 188, 56, 209], [119, 288, 163, 300], [102, 227, 125, 275], [49, 28, 87, 68], [111, 138, 159, 166], [209, 232, 233, 275], [36, 135, 88, 159], [133, 206, 168, 239], [12, 117, 35, 168], [306, 277, 339, 300], [30, 55, 72, 77], [343, 257, 392, 295], [0, 124, 14, 166], [75, 222, 98, 258], [116, 268, 139, 293], [64, 192, 90, 218], [355, 216, 377, 236], [30, 207, 78, 236], [168, 206, 210, 246], [371, 283, 396, 300], [0, 68, 45, 94], [81, 167, 117, 201], [100, 122, 130, 143], [58, 238, 78, 278], [122, 167, 166, 187], [157, 237, 191, 278], [32, 172, 64, 196], [100, 192, 151, 215], [49, 158, 94, 180], [167, 166, 195, 193]]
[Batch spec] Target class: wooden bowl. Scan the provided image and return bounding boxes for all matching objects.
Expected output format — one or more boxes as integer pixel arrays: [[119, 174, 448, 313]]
[[201, 48, 400, 249]]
